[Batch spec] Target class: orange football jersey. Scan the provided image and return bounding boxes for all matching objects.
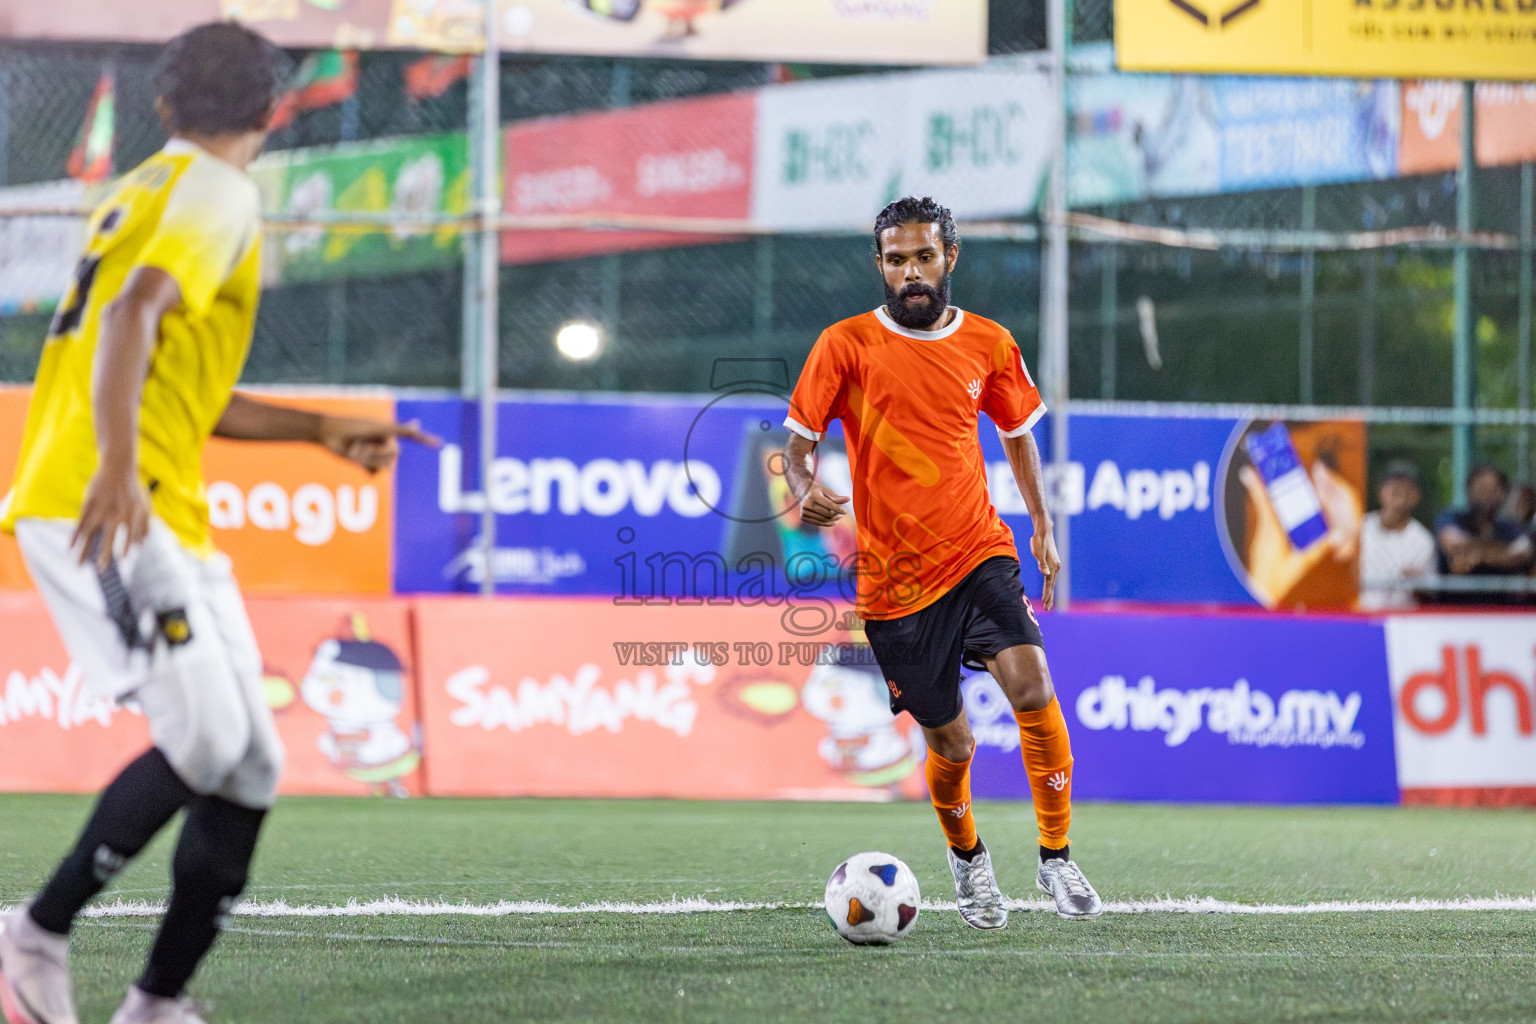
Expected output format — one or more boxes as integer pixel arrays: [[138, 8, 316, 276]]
[[785, 306, 1045, 619]]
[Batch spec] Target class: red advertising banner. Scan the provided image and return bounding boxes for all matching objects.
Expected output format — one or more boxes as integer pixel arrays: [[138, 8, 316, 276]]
[[413, 596, 928, 801], [1399, 81, 1536, 177], [500, 92, 755, 265], [0, 389, 395, 595], [1386, 614, 1536, 807], [0, 593, 422, 797]]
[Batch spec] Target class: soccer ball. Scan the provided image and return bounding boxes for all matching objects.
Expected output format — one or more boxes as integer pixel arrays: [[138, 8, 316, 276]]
[[823, 851, 920, 945]]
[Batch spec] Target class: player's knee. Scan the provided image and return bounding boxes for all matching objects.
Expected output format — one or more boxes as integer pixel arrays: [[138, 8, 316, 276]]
[[172, 817, 250, 898], [932, 737, 974, 763], [1008, 676, 1054, 713], [925, 726, 975, 764]]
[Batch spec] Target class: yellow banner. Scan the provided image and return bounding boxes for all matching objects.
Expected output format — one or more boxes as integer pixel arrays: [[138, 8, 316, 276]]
[[1115, 0, 1536, 81]]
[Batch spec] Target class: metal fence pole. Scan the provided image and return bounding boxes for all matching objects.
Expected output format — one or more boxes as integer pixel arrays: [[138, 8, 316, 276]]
[[477, 3, 502, 596], [1452, 80, 1476, 505], [1299, 184, 1316, 404], [460, 57, 484, 398], [1042, 0, 1072, 608], [0, 62, 9, 186], [1519, 162, 1533, 484], [1359, 249, 1377, 407], [1100, 231, 1117, 401]]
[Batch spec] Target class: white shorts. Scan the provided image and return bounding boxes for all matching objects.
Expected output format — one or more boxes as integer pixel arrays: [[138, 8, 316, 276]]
[[15, 518, 284, 808]]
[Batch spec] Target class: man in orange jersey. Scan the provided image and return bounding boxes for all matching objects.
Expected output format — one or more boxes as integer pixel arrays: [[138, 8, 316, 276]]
[[782, 197, 1102, 927]]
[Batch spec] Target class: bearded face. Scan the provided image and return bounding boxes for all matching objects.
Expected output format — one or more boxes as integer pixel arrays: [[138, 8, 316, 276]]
[[883, 270, 952, 330]]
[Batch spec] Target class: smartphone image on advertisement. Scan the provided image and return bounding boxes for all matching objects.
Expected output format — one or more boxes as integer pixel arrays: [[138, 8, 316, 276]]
[[1243, 422, 1329, 550], [723, 423, 857, 572]]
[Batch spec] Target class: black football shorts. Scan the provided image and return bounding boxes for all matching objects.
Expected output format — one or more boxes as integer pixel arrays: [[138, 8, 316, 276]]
[[862, 555, 1044, 730]]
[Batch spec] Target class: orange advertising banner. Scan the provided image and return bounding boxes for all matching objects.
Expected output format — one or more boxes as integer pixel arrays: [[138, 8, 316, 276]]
[[0, 388, 33, 589], [247, 596, 422, 796], [0, 592, 422, 797], [0, 389, 395, 595], [1400, 81, 1536, 177], [0, 591, 150, 792], [413, 597, 928, 802], [202, 393, 396, 595]]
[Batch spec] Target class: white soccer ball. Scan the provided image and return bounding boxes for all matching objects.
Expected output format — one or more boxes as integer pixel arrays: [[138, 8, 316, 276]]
[[823, 851, 920, 945]]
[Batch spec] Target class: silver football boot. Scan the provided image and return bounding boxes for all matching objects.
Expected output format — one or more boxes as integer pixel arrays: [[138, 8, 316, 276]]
[[107, 986, 209, 1024], [0, 903, 80, 1024], [946, 842, 1009, 930], [1037, 856, 1103, 920]]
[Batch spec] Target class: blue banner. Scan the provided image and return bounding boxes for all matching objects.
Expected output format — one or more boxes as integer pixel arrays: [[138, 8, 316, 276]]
[[394, 395, 1365, 608], [395, 393, 798, 596], [965, 613, 1399, 804], [1068, 43, 1399, 207]]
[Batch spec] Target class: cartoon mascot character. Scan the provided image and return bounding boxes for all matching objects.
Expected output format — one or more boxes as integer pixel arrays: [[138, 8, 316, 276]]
[[300, 615, 421, 796]]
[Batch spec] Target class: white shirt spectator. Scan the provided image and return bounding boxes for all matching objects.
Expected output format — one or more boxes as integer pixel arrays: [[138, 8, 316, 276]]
[[1359, 511, 1436, 610]]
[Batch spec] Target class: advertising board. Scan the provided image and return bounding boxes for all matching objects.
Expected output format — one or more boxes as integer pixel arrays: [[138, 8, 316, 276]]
[[752, 66, 1057, 230], [409, 598, 1399, 803], [1069, 61, 1400, 207], [967, 612, 1399, 804], [1115, 0, 1536, 81], [0, 593, 422, 797], [412, 596, 924, 800], [501, 92, 755, 264], [0, 389, 397, 595], [1398, 81, 1536, 177], [1385, 614, 1536, 805], [253, 134, 469, 284], [393, 393, 1366, 609], [0, 0, 988, 63]]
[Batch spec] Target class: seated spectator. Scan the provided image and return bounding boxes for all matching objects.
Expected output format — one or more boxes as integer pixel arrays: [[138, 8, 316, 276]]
[[1505, 482, 1535, 535], [1434, 466, 1534, 601], [1358, 462, 1436, 611]]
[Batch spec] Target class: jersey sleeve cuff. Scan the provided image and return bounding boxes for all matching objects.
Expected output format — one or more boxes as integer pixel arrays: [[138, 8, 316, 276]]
[[995, 404, 1047, 438], [784, 416, 824, 442]]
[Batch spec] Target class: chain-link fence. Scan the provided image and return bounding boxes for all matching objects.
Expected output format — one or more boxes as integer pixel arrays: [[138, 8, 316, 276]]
[[0, 25, 1533, 521]]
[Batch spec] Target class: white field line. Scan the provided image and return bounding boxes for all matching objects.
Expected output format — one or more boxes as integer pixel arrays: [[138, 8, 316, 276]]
[[10, 894, 1536, 919], [76, 920, 1536, 961]]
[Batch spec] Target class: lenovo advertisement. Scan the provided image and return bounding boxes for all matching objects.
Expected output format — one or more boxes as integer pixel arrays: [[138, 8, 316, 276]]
[[392, 392, 1367, 609]]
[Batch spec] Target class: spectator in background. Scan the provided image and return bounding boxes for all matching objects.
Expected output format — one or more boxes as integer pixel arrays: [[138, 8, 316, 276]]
[[1434, 465, 1534, 590], [1505, 482, 1535, 536], [1359, 461, 1436, 610]]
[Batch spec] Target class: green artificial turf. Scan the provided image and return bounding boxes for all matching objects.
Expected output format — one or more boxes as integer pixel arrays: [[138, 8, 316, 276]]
[[3, 796, 1534, 1023]]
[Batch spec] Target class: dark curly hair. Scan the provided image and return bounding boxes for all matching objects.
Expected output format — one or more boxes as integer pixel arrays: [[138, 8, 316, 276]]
[[872, 196, 959, 257], [155, 22, 288, 135]]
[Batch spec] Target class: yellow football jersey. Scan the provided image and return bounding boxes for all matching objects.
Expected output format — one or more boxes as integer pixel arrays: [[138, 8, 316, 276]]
[[0, 139, 263, 556]]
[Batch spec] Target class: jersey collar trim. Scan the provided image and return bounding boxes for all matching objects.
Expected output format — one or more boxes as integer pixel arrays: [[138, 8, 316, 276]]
[[162, 138, 203, 156], [873, 305, 966, 341]]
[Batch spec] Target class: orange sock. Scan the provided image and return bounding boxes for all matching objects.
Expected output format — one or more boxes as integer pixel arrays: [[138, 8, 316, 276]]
[[1015, 697, 1073, 849], [925, 749, 978, 852]]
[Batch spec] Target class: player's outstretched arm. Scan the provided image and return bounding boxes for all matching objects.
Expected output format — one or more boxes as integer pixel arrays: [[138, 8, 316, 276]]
[[1000, 430, 1061, 609], [214, 392, 442, 473], [783, 433, 849, 528], [74, 267, 184, 567]]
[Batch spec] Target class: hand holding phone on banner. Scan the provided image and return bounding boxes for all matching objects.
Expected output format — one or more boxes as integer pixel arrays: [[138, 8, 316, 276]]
[[1238, 455, 1362, 608]]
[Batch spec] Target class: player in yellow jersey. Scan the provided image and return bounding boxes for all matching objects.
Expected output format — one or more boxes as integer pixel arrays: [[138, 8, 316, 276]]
[[0, 25, 436, 1024]]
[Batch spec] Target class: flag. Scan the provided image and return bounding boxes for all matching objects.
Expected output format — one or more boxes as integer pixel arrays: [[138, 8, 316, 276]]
[[404, 54, 472, 102], [269, 50, 359, 132], [67, 72, 115, 183]]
